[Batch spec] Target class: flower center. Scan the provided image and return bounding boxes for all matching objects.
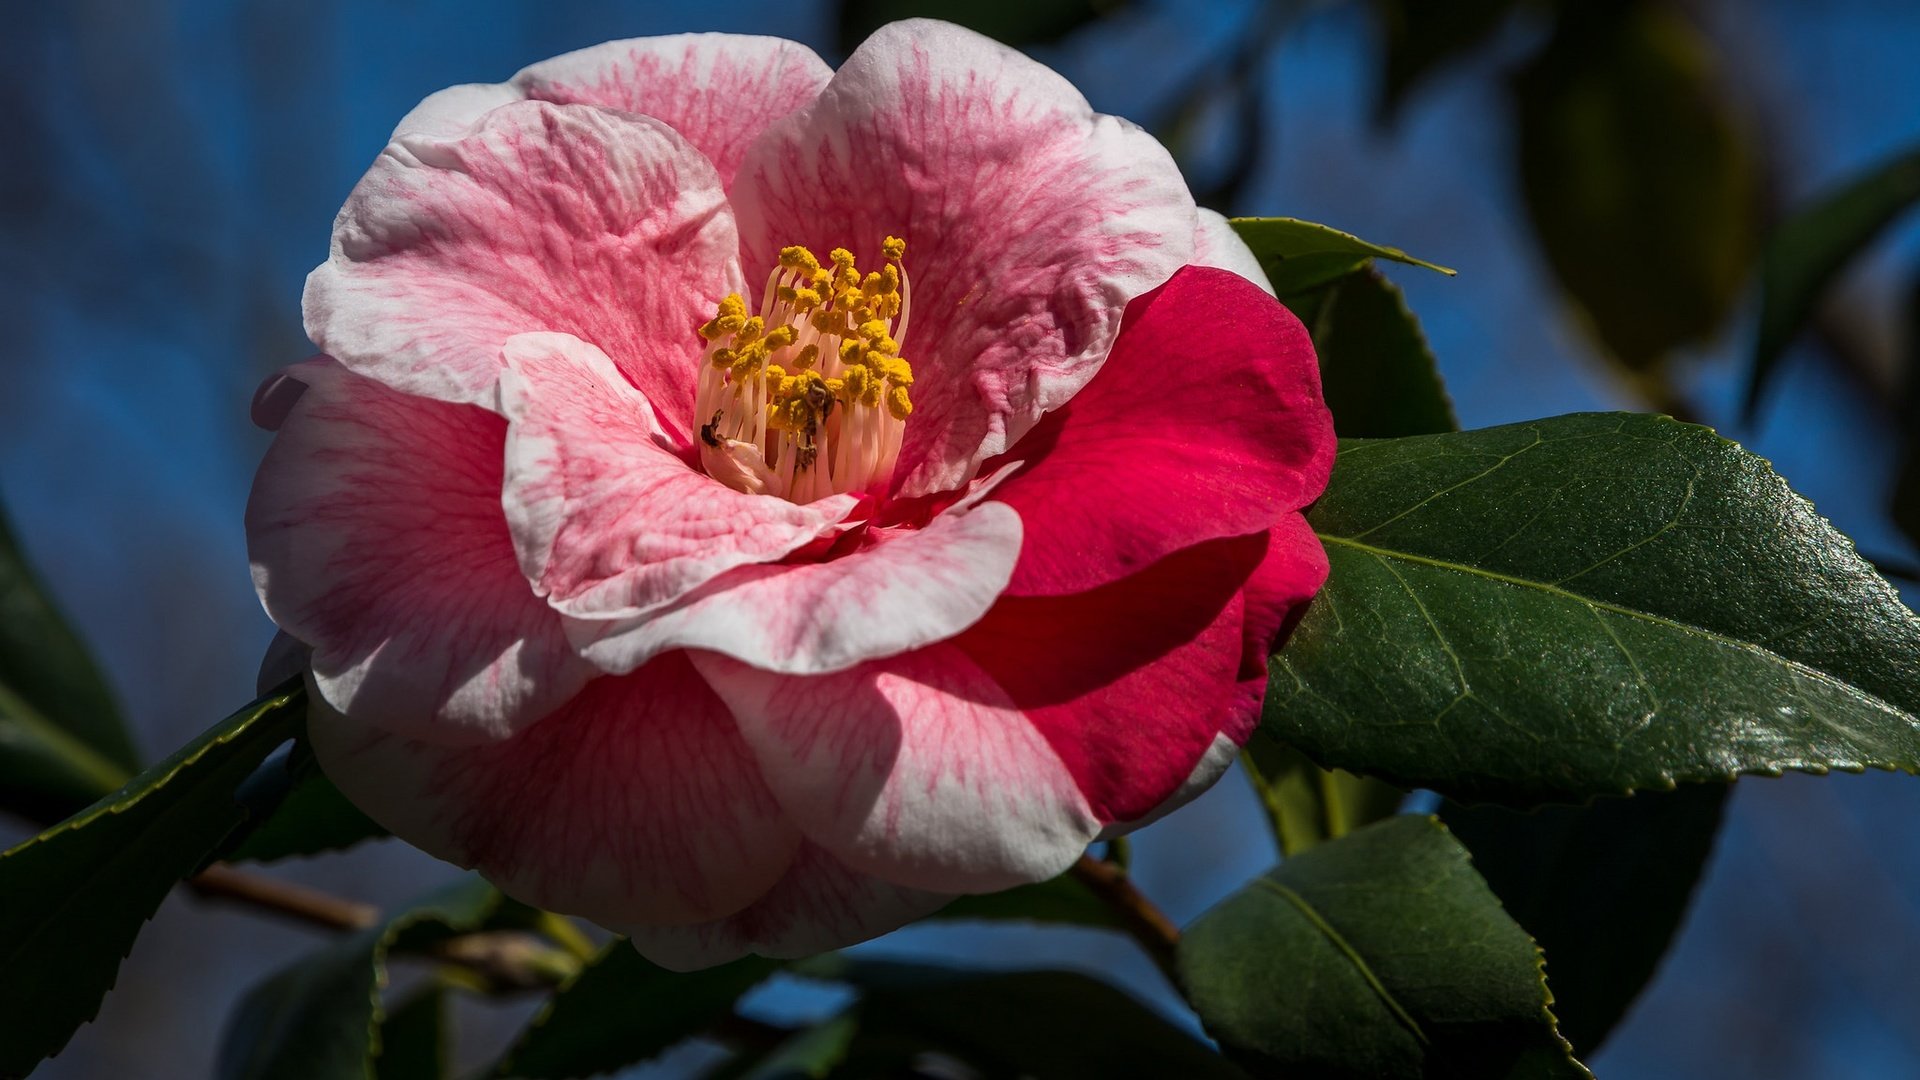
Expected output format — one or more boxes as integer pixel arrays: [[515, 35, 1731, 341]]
[[694, 238, 915, 504]]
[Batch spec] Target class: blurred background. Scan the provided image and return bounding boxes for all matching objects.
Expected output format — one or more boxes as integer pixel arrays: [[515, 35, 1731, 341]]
[[4, 0, 1919, 1076]]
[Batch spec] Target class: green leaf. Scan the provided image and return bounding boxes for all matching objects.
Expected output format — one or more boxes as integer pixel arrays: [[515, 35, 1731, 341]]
[[1442, 784, 1728, 1055], [1178, 816, 1589, 1080], [1266, 412, 1920, 804], [801, 957, 1249, 1079], [1370, 0, 1521, 123], [0, 684, 303, 1077], [495, 943, 776, 1078], [930, 870, 1121, 930], [1242, 730, 1403, 857], [218, 876, 523, 1080], [0, 497, 139, 822], [1515, 4, 1759, 370], [836, 0, 1124, 52], [707, 1014, 862, 1080], [1230, 217, 1456, 297], [1746, 144, 1920, 420], [375, 985, 448, 1080], [1285, 266, 1458, 440], [223, 739, 386, 863]]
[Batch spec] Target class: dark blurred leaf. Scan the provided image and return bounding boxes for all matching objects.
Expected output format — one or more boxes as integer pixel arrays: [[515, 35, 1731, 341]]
[[219, 877, 522, 1080], [836, 0, 1125, 52], [1232, 217, 1455, 297], [1747, 145, 1920, 421], [707, 1014, 862, 1080], [0, 497, 139, 823], [1180, 816, 1587, 1079], [1896, 274, 1920, 551], [375, 985, 448, 1080], [1443, 784, 1728, 1054], [1372, 0, 1522, 122], [1515, 2, 1758, 370], [801, 957, 1249, 1079], [1285, 266, 1459, 439], [0, 684, 303, 1077], [495, 943, 775, 1078], [931, 870, 1120, 929], [223, 738, 385, 863], [1267, 412, 1920, 805], [1242, 730, 1403, 856]]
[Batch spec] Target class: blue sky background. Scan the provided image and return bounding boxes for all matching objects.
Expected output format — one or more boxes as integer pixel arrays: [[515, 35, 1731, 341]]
[[4, 1, 1919, 1076]]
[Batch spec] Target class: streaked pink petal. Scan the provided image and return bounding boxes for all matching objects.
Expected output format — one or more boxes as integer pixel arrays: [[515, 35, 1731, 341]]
[[246, 359, 592, 743], [391, 82, 521, 141], [512, 34, 832, 187], [990, 266, 1333, 596], [619, 843, 950, 971], [732, 18, 1197, 497], [1231, 513, 1332, 739], [956, 534, 1268, 825], [1194, 208, 1274, 296], [308, 653, 802, 926], [692, 646, 1101, 893], [304, 100, 742, 441], [574, 500, 1021, 676], [499, 331, 857, 620]]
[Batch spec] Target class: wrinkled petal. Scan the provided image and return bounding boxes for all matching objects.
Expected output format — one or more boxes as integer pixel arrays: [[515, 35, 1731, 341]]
[[304, 100, 741, 441], [956, 534, 1269, 825], [990, 266, 1333, 596], [499, 331, 857, 619], [513, 34, 832, 187], [733, 18, 1197, 497], [1194, 208, 1274, 296], [574, 500, 1021, 676], [619, 843, 950, 971], [308, 653, 802, 926], [391, 82, 522, 141], [246, 359, 593, 743], [692, 646, 1102, 893]]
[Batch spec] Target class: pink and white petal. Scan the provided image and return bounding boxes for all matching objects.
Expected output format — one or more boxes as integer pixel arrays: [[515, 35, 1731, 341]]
[[512, 35, 832, 187], [246, 359, 593, 743], [308, 654, 803, 927], [391, 82, 522, 141], [304, 100, 742, 442], [732, 18, 1197, 497], [619, 843, 952, 971], [692, 646, 1102, 893], [990, 266, 1334, 596], [956, 534, 1269, 826], [1194, 208, 1274, 296], [574, 500, 1021, 677], [250, 356, 325, 431], [1231, 513, 1332, 728], [1096, 731, 1239, 841], [499, 332, 857, 619]]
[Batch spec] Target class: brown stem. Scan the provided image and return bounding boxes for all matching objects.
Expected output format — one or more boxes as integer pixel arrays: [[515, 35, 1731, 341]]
[[1069, 854, 1182, 984], [188, 863, 379, 931]]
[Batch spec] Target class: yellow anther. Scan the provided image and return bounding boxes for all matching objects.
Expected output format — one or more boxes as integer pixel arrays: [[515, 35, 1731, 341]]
[[793, 344, 820, 371], [882, 235, 906, 260], [879, 356, 914, 387], [734, 316, 765, 346], [697, 293, 749, 340], [858, 319, 892, 344], [888, 385, 913, 420], [839, 339, 869, 367], [829, 248, 856, 271], [710, 347, 737, 370], [861, 271, 885, 299], [779, 246, 820, 273], [878, 265, 899, 293], [765, 325, 797, 350], [842, 364, 870, 400]]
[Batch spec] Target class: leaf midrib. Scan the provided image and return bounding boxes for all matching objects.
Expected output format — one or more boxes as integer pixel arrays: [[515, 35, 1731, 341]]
[[1315, 533, 1920, 724], [1252, 878, 1430, 1048]]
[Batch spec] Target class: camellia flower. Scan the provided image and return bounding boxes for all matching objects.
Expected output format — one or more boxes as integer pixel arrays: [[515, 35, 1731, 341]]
[[247, 19, 1334, 969]]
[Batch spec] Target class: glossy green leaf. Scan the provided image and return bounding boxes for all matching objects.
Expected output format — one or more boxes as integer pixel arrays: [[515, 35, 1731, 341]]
[[931, 870, 1120, 930], [1371, 0, 1521, 123], [1443, 784, 1728, 1055], [1230, 217, 1455, 297], [1515, 3, 1758, 370], [837, 0, 1123, 51], [375, 985, 448, 1080], [801, 957, 1248, 1079], [1242, 730, 1403, 857], [495, 943, 776, 1078], [1266, 412, 1920, 804], [223, 739, 385, 863], [0, 684, 303, 1077], [1746, 145, 1920, 420], [218, 877, 526, 1080], [0, 498, 139, 822], [1285, 266, 1458, 440], [1179, 816, 1588, 1080]]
